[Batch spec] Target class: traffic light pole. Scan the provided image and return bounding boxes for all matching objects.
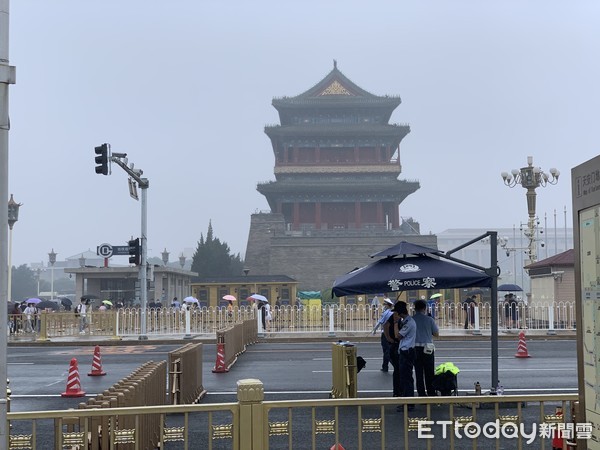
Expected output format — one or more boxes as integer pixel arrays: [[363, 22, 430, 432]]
[[139, 180, 148, 340], [110, 156, 150, 340]]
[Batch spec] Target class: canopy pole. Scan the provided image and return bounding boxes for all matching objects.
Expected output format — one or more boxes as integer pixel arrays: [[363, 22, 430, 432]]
[[489, 231, 499, 392]]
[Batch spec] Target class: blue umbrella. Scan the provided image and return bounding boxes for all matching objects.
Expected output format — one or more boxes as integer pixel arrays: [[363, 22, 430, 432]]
[[25, 298, 42, 304], [497, 283, 522, 292], [332, 255, 492, 297]]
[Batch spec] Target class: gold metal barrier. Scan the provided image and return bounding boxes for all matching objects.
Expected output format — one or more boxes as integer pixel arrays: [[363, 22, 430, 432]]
[[216, 319, 258, 371], [50, 360, 168, 450], [8, 311, 118, 341], [330, 342, 357, 398], [168, 343, 206, 405], [7, 379, 582, 450]]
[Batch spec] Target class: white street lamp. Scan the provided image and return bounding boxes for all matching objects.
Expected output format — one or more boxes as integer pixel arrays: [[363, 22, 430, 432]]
[[36, 268, 42, 296], [501, 156, 559, 264], [48, 249, 57, 301]]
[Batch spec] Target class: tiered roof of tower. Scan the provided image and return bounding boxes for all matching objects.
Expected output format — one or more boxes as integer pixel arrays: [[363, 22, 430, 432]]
[[257, 61, 419, 232]]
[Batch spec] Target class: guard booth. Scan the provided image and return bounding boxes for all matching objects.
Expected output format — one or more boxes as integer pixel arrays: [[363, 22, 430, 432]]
[[330, 341, 357, 398], [298, 290, 322, 323]]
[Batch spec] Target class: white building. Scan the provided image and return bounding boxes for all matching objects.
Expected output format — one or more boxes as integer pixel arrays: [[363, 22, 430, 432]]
[[435, 227, 573, 295]]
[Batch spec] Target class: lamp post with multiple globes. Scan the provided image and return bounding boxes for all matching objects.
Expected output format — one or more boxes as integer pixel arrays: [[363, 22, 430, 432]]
[[501, 156, 559, 264], [48, 249, 57, 301], [7, 194, 21, 302]]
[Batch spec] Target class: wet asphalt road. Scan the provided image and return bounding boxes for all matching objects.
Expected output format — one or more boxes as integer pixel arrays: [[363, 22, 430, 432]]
[[7, 338, 577, 413]]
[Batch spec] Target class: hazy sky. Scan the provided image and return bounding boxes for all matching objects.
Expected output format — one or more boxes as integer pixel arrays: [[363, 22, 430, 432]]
[[7, 1, 600, 267]]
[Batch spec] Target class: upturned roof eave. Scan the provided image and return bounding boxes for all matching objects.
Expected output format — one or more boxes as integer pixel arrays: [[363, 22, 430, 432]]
[[264, 124, 411, 138], [257, 179, 421, 193]]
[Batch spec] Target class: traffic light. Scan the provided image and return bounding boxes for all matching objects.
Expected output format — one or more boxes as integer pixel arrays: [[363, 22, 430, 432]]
[[128, 238, 141, 265], [94, 143, 109, 175]]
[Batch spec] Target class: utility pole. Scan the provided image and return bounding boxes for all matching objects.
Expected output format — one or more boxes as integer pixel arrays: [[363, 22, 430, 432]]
[[0, 0, 16, 442]]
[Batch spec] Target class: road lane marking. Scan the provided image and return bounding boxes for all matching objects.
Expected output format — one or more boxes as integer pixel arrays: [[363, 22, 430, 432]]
[[51, 346, 160, 355], [312, 367, 575, 373]]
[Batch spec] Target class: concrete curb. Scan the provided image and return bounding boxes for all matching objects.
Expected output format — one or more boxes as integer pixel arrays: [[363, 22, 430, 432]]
[[7, 330, 575, 346]]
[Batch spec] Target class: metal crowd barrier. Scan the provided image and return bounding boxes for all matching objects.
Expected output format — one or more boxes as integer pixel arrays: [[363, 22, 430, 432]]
[[7, 301, 576, 341], [47, 361, 167, 450], [216, 319, 258, 371], [6, 379, 582, 450], [168, 343, 206, 405], [8, 311, 118, 340], [330, 342, 357, 399]]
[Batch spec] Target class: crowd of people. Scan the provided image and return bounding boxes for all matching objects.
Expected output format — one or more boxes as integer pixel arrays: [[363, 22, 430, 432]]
[[370, 291, 521, 410], [8, 296, 122, 335], [371, 296, 440, 411]]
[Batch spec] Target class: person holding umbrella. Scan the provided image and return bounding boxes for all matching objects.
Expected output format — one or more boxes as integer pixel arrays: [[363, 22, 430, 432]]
[[504, 293, 518, 329], [463, 294, 477, 330], [23, 302, 37, 333], [10, 302, 21, 334], [250, 294, 269, 331], [75, 297, 88, 333], [371, 297, 394, 372]]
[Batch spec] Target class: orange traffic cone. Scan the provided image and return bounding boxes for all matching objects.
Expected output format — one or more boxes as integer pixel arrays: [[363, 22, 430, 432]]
[[515, 330, 531, 358], [88, 345, 107, 376], [212, 342, 229, 373], [61, 358, 86, 397]]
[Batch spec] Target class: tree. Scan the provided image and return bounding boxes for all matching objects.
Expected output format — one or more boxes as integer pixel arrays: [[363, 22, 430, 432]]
[[191, 221, 244, 278], [10, 265, 39, 302], [53, 277, 75, 295]]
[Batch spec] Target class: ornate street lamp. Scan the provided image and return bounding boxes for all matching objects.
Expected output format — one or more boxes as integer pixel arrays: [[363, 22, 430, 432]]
[[7, 194, 22, 302], [179, 253, 186, 269], [501, 156, 559, 264], [35, 268, 42, 296], [162, 248, 169, 266], [48, 249, 57, 301]]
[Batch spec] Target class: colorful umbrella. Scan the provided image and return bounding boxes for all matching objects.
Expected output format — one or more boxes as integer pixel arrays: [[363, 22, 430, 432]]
[[25, 298, 42, 304], [222, 295, 237, 301], [249, 294, 268, 302], [102, 300, 113, 306], [430, 293, 443, 299]]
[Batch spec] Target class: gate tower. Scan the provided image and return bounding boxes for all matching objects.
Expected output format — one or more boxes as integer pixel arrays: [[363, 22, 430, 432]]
[[245, 62, 435, 291]]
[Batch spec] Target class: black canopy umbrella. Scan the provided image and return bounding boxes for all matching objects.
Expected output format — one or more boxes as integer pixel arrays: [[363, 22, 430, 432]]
[[37, 300, 59, 310], [332, 254, 492, 297], [369, 241, 443, 259], [465, 288, 485, 296], [59, 297, 72, 307], [81, 294, 99, 302], [497, 283, 522, 292]]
